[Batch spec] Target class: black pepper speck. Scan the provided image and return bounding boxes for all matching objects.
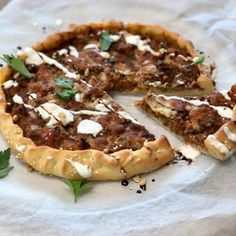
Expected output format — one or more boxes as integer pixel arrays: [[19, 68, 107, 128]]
[[121, 179, 129, 186], [136, 190, 142, 194]]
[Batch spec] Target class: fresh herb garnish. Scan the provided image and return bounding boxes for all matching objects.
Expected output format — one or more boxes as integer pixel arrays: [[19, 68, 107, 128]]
[[54, 78, 74, 89], [54, 78, 78, 102], [55, 89, 78, 102], [0, 148, 13, 179], [63, 179, 92, 203], [100, 31, 114, 51], [191, 55, 205, 65], [1, 54, 32, 79]]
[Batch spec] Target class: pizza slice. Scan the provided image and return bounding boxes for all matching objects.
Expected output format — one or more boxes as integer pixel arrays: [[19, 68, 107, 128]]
[[136, 85, 236, 160]]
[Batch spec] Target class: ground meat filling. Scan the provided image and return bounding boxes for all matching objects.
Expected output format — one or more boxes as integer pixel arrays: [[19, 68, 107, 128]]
[[141, 91, 235, 148], [2, 26, 203, 152], [4, 64, 155, 152], [46, 27, 201, 92]]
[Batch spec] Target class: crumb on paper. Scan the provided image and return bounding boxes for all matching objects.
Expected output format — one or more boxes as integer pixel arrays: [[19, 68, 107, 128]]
[[55, 19, 63, 26]]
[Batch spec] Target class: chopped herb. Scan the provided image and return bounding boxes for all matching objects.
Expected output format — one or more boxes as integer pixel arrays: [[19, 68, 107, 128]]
[[100, 31, 114, 51], [63, 179, 92, 203], [54, 78, 74, 89], [54, 78, 78, 102], [191, 55, 205, 65], [1, 54, 32, 79], [0, 148, 13, 179], [55, 89, 78, 102]]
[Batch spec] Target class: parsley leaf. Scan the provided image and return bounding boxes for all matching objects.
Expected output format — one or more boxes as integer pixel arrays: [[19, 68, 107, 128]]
[[191, 55, 205, 65], [0, 166, 14, 179], [54, 78, 74, 89], [0, 148, 13, 179], [100, 31, 114, 51], [1, 54, 32, 79], [54, 78, 78, 102], [55, 89, 78, 102], [63, 179, 92, 203]]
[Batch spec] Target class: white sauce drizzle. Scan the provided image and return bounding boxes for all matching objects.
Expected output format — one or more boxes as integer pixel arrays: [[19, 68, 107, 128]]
[[21, 47, 78, 79], [70, 110, 107, 116], [3, 80, 18, 89], [23, 47, 44, 65], [29, 93, 37, 100], [13, 94, 23, 104], [109, 35, 121, 41], [58, 48, 68, 56], [35, 103, 74, 127], [83, 44, 99, 50], [95, 103, 110, 112], [224, 127, 236, 142], [159, 95, 233, 119], [41, 103, 74, 126], [74, 93, 81, 103], [35, 106, 58, 127], [220, 90, 231, 100], [77, 119, 103, 137], [99, 51, 110, 59], [117, 111, 140, 124], [206, 135, 229, 154], [67, 159, 92, 178], [125, 34, 156, 55], [69, 46, 79, 58], [176, 144, 200, 160], [12, 94, 34, 109], [38, 52, 77, 79]]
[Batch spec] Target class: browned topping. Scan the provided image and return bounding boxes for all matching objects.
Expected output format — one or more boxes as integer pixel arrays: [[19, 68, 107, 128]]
[[2, 25, 205, 153], [140, 91, 235, 148], [46, 27, 201, 92], [4, 66, 155, 153]]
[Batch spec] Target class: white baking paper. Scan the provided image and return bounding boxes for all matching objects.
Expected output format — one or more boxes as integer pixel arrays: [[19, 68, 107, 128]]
[[0, 0, 236, 235]]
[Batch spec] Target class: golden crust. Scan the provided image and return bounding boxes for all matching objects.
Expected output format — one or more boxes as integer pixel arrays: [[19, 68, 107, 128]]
[[138, 92, 236, 161], [0, 108, 173, 180]]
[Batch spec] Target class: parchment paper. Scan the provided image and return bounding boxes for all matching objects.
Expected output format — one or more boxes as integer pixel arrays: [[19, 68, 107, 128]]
[[0, 0, 236, 235]]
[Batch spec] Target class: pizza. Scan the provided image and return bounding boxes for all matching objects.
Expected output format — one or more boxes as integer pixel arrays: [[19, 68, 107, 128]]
[[3, 20, 212, 180], [137, 85, 236, 160]]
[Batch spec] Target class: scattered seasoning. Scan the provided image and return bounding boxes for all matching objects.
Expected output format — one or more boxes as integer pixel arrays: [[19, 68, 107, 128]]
[[121, 179, 129, 186], [174, 151, 193, 165], [16, 46, 22, 50], [171, 160, 178, 164], [152, 179, 155, 182], [140, 184, 146, 191], [42, 26, 46, 30], [181, 156, 193, 165], [136, 190, 142, 194], [0, 63, 3, 67]]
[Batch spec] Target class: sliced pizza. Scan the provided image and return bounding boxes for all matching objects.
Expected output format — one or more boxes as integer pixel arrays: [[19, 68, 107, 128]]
[[137, 85, 236, 160]]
